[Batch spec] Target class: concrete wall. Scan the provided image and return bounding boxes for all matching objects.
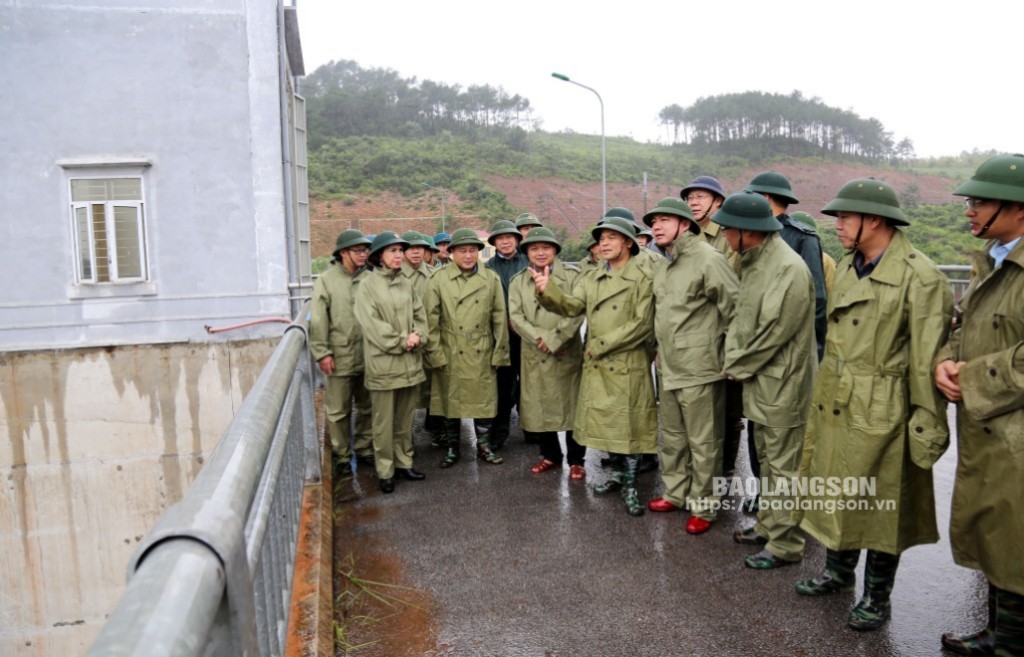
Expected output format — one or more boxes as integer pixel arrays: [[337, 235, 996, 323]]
[[0, 339, 278, 655], [0, 0, 293, 350]]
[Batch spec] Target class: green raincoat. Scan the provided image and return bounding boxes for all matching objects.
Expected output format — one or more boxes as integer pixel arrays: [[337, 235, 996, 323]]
[[310, 264, 365, 375], [354, 267, 428, 392], [654, 230, 738, 391], [508, 260, 584, 432], [424, 264, 510, 419], [538, 258, 657, 454], [723, 232, 817, 428], [937, 238, 1024, 595], [400, 260, 432, 303], [700, 221, 740, 272], [798, 230, 952, 554]]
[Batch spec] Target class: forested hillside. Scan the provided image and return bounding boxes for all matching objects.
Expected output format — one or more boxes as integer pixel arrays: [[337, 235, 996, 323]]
[[302, 60, 996, 266]]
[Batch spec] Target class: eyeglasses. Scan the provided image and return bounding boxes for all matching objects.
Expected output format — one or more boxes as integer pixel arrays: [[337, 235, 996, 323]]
[[963, 198, 993, 210], [684, 194, 713, 203]]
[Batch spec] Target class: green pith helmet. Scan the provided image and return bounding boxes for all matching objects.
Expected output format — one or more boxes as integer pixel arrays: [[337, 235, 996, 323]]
[[487, 219, 521, 245], [592, 216, 640, 255], [603, 206, 635, 222], [449, 227, 485, 249], [789, 211, 819, 231], [712, 192, 783, 232], [515, 212, 543, 229], [333, 229, 371, 255], [821, 178, 908, 225], [586, 224, 600, 249], [368, 231, 410, 265], [519, 226, 562, 254], [744, 171, 799, 205], [643, 197, 699, 234], [401, 230, 433, 249], [953, 154, 1024, 203]]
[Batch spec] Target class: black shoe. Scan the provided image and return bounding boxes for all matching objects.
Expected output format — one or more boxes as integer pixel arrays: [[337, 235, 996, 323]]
[[397, 468, 426, 481], [636, 455, 659, 475], [356, 454, 376, 466], [733, 527, 768, 546], [379, 478, 395, 494]]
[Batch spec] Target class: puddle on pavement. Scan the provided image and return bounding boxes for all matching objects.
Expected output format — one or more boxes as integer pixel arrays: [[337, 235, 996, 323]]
[[333, 473, 441, 657]]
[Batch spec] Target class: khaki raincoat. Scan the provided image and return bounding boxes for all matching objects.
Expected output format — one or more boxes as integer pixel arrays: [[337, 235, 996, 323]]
[[700, 221, 740, 272], [798, 230, 952, 554], [310, 264, 365, 375], [538, 258, 657, 454], [354, 267, 428, 392], [654, 230, 738, 391], [508, 260, 584, 432], [424, 264, 510, 418], [936, 238, 1024, 594], [400, 260, 432, 302], [723, 232, 816, 428]]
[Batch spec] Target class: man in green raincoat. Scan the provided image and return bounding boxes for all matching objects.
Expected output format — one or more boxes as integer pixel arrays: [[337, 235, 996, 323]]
[[529, 217, 657, 516], [400, 231, 442, 442], [424, 228, 510, 467], [355, 232, 429, 493], [508, 227, 587, 479], [310, 229, 375, 476], [795, 179, 952, 632], [934, 154, 1024, 656], [716, 193, 816, 569], [643, 198, 738, 534]]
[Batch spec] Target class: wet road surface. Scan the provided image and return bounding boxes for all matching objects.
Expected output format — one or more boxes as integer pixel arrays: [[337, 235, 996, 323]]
[[336, 409, 984, 657]]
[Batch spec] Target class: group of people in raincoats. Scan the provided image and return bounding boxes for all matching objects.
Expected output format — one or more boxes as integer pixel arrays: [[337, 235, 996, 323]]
[[311, 154, 1024, 652]]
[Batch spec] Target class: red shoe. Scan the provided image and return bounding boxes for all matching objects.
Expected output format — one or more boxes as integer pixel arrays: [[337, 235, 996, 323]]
[[531, 458, 558, 474], [685, 516, 712, 535], [569, 464, 586, 480], [647, 497, 679, 513]]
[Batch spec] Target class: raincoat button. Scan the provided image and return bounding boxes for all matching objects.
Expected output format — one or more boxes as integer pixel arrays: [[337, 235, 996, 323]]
[[915, 426, 923, 433], [984, 427, 992, 434], [989, 368, 998, 377], [833, 409, 840, 416], [852, 319, 859, 326]]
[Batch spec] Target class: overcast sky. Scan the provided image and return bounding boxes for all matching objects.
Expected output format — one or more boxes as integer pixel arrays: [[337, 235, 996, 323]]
[[296, 0, 1020, 158]]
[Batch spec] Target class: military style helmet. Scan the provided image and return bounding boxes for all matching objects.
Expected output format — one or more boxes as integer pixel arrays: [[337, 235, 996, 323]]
[[422, 233, 439, 252], [515, 212, 543, 229], [401, 230, 433, 249], [368, 231, 409, 266], [519, 226, 562, 254], [449, 227, 485, 249], [744, 171, 799, 205], [821, 178, 908, 226], [433, 232, 452, 245], [487, 219, 521, 245], [680, 175, 726, 201], [585, 224, 600, 249], [643, 197, 698, 233], [592, 216, 640, 255], [789, 211, 819, 231], [953, 154, 1024, 203], [712, 192, 783, 232], [333, 229, 371, 256], [603, 206, 635, 222]]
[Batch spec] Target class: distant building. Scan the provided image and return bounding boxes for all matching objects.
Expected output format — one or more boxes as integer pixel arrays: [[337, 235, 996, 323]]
[[0, 2, 308, 654]]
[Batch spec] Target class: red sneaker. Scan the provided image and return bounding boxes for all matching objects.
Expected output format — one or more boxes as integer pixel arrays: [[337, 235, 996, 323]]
[[685, 516, 712, 535], [647, 497, 679, 512]]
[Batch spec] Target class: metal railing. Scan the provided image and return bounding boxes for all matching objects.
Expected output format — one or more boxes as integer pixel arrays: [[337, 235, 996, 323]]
[[939, 264, 972, 303], [88, 304, 319, 657]]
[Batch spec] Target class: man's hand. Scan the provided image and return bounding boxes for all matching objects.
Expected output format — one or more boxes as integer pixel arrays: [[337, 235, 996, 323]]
[[406, 331, 421, 351], [536, 336, 551, 354], [530, 265, 551, 294], [934, 359, 964, 403], [318, 355, 335, 376]]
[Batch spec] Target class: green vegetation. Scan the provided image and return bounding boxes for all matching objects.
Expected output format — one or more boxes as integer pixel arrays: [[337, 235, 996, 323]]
[[303, 60, 991, 263], [658, 91, 914, 163]]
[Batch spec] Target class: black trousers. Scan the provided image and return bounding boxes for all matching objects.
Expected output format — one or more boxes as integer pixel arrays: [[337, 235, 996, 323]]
[[527, 430, 586, 466], [491, 332, 521, 441]]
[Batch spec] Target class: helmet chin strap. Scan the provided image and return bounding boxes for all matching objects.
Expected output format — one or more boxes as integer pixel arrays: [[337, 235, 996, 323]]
[[977, 202, 1005, 238], [737, 230, 745, 254], [852, 214, 865, 251]]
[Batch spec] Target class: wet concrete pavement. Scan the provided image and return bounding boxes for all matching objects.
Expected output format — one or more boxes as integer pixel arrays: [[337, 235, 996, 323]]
[[338, 409, 985, 657]]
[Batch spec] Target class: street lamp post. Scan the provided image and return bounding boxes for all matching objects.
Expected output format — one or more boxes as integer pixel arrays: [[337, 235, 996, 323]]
[[420, 182, 446, 233], [551, 72, 606, 217]]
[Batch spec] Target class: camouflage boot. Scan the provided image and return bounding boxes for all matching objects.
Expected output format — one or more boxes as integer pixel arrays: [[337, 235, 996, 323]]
[[848, 550, 899, 631], [439, 419, 461, 468], [942, 582, 996, 656], [619, 455, 644, 517], [594, 453, 625, 494], [795, 549, 859, 596]]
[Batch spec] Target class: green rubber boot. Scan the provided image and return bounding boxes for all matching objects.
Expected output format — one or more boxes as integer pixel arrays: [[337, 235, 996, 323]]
[[795, 549, 859, 596], [848, 550, 899, 631]]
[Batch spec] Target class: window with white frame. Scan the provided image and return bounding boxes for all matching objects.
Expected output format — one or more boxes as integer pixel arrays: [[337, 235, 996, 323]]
[[70, 177, 148, 283]]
